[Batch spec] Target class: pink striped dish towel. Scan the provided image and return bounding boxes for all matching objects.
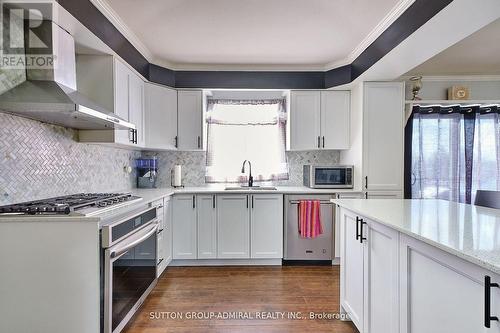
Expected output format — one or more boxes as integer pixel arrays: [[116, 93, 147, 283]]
[[298, 200, 323, 238]]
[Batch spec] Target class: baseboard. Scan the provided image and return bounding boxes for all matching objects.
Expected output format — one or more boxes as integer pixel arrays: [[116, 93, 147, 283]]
[[170, 259, 282, 266], [332, 257, 340, 265], [282, 259, 332, 266]]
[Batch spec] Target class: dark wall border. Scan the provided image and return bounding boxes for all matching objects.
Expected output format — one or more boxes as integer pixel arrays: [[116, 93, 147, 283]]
[[58, 0, 453, 89]]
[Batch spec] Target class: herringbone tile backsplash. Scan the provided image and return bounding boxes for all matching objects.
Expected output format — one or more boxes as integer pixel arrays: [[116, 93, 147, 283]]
[[0, 112, 139, 205], [0, 112, 340, 205], [144, 150, 340, 187]]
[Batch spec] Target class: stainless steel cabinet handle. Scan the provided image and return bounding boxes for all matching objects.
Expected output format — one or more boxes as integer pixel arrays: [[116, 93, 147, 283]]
[[365, 176, 368, 189], [197, 136, 201, 148], [322, 136, 325, 148], [246, 195, 249, 209], [289, 200, 332, 204], [175, 135, 178, 148], [317, 136, 320, 148], [106, 116, 120, 123], [251, 195, 254, 209], [110, 223, 158, 258], [193, 195, 196, 209], [213, 195, 216, 209]]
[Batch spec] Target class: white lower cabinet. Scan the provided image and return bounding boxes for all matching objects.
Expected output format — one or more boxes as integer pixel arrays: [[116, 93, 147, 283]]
[[172, 195, 197, 259], [340, 207, 399, 333], [163, 196, 173, 265], [171, 193, 284, 260], [250, 194, 283, 258], [217, 194, 250, 259], [197, 195, 217, 259], [363, 217, 399, 333], [339, 208, 365, 330], [340, 207, 500, 333], [400, 235, 500, 333]]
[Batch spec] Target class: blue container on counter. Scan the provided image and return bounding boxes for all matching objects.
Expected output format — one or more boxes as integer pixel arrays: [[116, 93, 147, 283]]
[[135, 157, 158, 188]]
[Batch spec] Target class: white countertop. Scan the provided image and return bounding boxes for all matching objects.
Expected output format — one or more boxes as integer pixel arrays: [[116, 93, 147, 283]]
[[133, 185, 358, 196], [332, 198, 500, 274]]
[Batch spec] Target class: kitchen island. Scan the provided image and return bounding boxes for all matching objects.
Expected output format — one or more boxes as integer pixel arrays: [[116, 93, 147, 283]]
[[333, 198, 500, 333]]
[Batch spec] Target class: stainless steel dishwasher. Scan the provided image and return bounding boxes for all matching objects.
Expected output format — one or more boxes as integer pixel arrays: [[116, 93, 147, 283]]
[[284, 194, 334, 261]]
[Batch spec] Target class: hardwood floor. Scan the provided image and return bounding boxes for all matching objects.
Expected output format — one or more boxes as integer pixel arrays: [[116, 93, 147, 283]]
[[122, 265, 358, 333]]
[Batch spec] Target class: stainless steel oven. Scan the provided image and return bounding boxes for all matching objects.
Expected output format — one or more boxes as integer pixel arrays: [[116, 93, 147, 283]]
[[101, 207, 159, 333], [303, 165, 354, 189]]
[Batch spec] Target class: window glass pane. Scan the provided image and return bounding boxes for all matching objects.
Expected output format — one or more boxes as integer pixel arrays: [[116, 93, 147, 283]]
[[472, 113, 500, 202], [205, 101, 288, 183], [411, 113, 466, 202]]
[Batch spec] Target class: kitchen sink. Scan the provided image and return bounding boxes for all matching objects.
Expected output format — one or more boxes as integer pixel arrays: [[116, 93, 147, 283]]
[[224, 186, 277, 191]]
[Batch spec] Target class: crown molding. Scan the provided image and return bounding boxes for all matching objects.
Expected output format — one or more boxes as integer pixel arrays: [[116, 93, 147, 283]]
[[324, 0, 416, 71], [400, 74, 500, 82], [90, 0, 415, 72], [89, 0, 154, 62]]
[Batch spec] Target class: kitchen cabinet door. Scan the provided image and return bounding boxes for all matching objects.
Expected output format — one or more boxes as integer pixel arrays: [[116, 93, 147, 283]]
[[334, 192, 365, 261], [399, 235, 500, 333], [163, 196, 173, 265], [290, 91, 321, 150], [217, 195, 250, 259], [113, 58, 130, 145], [250, 194, 283, 259], [320, 91, 350, 149], [339, 207, 364, 331], [128, 72, 145, 147], [177, 90, 203, 150], [145, 83, 178, 150], [364, 218, 399, 333], [363, 82, 404, 191], [172, 195, 197, 259], [156, 229, 166, 276], [197, 195, 217, 259]]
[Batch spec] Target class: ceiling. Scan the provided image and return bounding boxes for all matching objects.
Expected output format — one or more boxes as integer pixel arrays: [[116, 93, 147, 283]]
[[406, 18, 500, 76], [101, 0, 404, 70]]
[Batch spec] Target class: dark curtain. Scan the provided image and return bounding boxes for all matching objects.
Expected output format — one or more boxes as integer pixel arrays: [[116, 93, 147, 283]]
[[405, 104, 498, 204]]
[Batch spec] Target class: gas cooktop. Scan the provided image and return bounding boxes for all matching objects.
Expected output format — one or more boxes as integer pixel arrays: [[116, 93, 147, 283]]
[[0, 193, 142, 216]]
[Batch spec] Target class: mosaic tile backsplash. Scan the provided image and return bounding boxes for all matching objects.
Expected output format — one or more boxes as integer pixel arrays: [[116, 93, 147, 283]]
[[0, 112, 339, 204], [143, 150, 340, 187], [0, 113, 139, 205]]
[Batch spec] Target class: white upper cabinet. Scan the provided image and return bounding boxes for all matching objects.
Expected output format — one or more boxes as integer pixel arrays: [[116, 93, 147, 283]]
[[250, 194, 283, 259], [290, 91, 321, 150], [290, 90, 350, 150], [321, 91, 350, 149], [128, 72, 145, 147], [362, 82, 404, 191], [145, 83, 178, 150], [77, 56, 144, 147], [177, 90, 203, 150]]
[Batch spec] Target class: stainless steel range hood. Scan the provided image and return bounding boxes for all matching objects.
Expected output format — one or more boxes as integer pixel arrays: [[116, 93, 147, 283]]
[[0, 22, 135, 130]]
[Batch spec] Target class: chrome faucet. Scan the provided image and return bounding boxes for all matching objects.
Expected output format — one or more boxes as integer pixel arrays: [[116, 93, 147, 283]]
[[241, 160, 253, 187]]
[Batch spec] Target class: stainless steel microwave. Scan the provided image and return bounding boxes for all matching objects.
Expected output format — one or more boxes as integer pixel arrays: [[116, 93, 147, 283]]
[[303, 165, 354, 189]]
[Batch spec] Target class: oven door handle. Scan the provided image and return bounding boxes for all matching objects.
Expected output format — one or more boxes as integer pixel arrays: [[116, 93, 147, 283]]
[[110, 222, 158, 259]]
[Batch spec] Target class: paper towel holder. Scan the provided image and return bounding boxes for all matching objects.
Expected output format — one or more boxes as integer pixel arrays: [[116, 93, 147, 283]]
[[171, 165, 184, 188]]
